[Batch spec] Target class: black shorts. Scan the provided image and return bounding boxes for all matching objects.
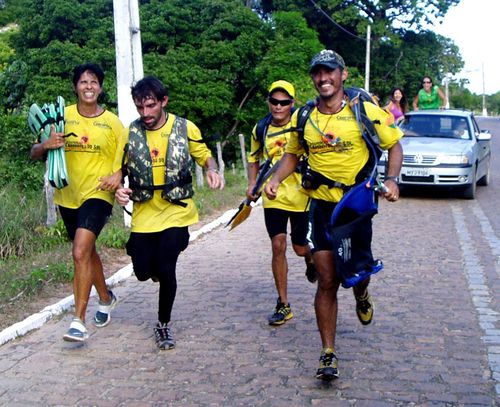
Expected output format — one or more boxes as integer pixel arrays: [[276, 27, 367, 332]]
[[58, 199, 113, 241], [308, 199, 337, 252], [125, 227, 190, 281], [263, 208, 310, 246]]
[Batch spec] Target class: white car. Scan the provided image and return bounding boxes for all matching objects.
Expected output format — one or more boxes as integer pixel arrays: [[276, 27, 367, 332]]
[[378, 109, 491, 199]]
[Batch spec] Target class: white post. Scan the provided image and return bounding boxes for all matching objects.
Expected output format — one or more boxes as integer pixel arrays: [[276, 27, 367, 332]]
[[364, 25, 371, 92], [481, 62, 487, 117], [216, 142, 225, 184], [113, 0, 143, 126], [443, 73, 451, 109], [238, 133, 248, 180], [195, 163, 204, 188], [113, 0, 144, 226], [44, 163, 57, 226]]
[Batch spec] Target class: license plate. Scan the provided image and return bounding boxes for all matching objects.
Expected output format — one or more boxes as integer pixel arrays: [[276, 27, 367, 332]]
[[405, 168, 429, 177]]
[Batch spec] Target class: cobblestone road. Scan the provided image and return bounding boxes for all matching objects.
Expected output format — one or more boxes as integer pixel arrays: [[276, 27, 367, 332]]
[[0, 198, 498, 406]]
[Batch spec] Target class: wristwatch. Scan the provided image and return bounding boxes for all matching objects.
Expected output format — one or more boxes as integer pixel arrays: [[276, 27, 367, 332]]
[[384, 176, 400, 184]]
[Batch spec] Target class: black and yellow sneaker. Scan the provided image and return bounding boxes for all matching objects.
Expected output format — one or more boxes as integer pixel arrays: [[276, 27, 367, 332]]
[[268, 299, 293, 326], [316, 348, 339, 381], [355, 290, 374, 325]]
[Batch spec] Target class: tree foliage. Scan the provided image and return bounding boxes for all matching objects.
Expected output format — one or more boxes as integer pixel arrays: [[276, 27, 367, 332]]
[[0, 0, 478, 178]]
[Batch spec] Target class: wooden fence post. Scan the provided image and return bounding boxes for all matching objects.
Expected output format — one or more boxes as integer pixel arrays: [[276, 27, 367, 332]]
[[239, 133, 248, 180], [44, 163, 57, 226], [216, 141, 225, 183], [195, 162, 204, 187]]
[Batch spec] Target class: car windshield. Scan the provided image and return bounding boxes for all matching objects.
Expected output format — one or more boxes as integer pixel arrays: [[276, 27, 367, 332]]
[[400, 115, 472, 140]]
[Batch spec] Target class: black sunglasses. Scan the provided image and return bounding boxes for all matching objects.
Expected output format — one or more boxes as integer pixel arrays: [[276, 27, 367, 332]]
[[268, 97, 293, 106]]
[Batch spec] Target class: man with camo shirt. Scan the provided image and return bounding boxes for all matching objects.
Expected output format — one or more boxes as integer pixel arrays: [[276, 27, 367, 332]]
[[115, 76, 224, 350]]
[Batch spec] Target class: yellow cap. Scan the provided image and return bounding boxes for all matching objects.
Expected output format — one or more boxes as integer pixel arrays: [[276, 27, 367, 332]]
[[268, 80, 295, 99]]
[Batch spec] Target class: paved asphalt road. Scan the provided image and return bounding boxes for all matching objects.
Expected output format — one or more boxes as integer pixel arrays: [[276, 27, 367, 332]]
[[0, 118, 499, 406]]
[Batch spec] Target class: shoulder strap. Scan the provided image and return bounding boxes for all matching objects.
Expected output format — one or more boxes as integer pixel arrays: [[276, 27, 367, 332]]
[[296, 99, 316, 154], [253, 107, 297, 157], [345, 87, 381, 155], [344, 87, 384, 182], [255, 113, 273, 146]]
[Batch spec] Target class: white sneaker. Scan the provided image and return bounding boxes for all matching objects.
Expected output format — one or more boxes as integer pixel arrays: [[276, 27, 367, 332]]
[[63, 317, 89, 342], [93, 290, 117, 328]]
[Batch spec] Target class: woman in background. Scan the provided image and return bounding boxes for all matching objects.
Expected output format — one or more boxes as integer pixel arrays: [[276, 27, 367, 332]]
[[412, 76, 447, 110], [384, 87, 408, 123]]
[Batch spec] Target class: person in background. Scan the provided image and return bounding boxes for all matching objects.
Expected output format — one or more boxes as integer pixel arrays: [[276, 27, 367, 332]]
[[264, 50, 403, 381], [115, 76, 224, 350], [246, 80, 316, 327], [384, 87, 408, 123], [31, 63, 124, 342], [452, 118, 470, 139], [412, 76, 447, 110]]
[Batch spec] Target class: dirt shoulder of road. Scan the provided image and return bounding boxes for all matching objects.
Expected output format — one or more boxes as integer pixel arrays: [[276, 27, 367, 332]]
[[0, 209, 234, 332]]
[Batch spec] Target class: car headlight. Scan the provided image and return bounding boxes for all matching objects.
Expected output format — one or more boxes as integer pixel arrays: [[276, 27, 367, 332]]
[[439, 155, 469, 165]]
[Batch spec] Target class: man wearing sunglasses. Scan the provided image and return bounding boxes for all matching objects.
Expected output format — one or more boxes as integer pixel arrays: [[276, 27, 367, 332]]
[[264, 50, 403, 380], [246, 80, 316, 327]]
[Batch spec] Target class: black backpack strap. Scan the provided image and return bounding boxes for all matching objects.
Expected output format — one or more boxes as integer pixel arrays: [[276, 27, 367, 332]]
[[345, 87, 383, 182], [345, 87, 382, 154], [296, 99, 316, 154], [121, 142, 129, 186], [252, 108, 296, 157], [251, 113, 272, 155]]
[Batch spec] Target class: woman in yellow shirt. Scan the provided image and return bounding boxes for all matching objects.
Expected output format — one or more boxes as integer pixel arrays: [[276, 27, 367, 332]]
[[31, 63, 124, 342]]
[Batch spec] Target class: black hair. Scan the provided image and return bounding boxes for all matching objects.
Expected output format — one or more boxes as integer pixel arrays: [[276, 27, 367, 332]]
[[72, 63, 105, 87], [131, 76, 168, 102], [419, 75, 434, 90], [390, 87, 408, 113]]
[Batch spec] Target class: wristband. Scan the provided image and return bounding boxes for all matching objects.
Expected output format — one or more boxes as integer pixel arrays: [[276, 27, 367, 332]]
[[384, 176, 399, 184], [208, 168, 219, 174]]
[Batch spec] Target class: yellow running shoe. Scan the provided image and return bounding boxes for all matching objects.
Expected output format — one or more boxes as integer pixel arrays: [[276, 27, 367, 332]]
[[355, 290, 374, 325], [316, 348, 339, 381], [268, 299, 293, 326]]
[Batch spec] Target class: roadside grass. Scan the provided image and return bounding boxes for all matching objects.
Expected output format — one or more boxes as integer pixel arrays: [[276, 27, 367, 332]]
[[0, 168, 247, 324]]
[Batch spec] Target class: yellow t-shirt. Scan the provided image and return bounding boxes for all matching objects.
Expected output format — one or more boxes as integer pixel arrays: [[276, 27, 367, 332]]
[[54, 105, 124, 208], [118, 114, 213, 233], [286, 101, 403, 202], [248, 121, 309, 211]]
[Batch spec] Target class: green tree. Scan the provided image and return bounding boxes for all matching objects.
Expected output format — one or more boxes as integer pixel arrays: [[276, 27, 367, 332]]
[[0, 0, 479, 169], [140, 1, 322, 161], [5, 0, 117, 108], [253, 0, 464, 104], [487, 92, 500, 116], [374, 30, 463, 103], [0, 25, 15, 72]]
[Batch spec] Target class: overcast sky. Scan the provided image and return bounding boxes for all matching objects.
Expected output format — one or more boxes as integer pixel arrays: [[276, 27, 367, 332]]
[[432, 0, 498, 95]]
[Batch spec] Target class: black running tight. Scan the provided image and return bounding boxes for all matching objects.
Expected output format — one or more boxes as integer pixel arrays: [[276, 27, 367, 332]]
[[126, 227, 190, 324]]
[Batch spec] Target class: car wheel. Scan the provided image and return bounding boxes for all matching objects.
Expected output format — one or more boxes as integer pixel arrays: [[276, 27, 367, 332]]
[[462, 166, 477, 199], [477, 162, 490, 186]]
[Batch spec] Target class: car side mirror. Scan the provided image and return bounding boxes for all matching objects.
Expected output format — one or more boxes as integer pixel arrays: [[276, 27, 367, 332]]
[[477, 131, 491, 141]]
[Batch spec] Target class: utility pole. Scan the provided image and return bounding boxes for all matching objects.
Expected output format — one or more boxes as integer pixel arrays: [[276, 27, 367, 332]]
[[443, 73, 451, 109], [113, 0, 144, 126], [113, 0, 144, 225], [481, 62, 487, 117], [364, 25, 371, 92]]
